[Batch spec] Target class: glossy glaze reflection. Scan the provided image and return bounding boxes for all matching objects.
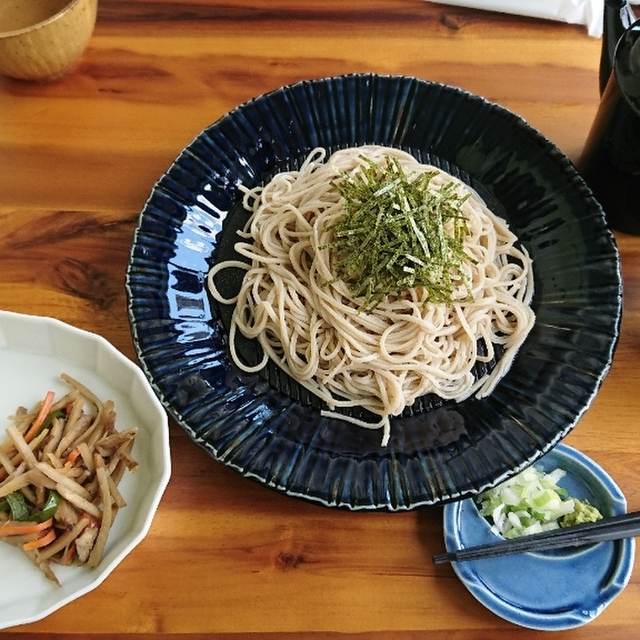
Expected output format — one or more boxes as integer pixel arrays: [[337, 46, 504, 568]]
[[126, 74, 621, 509]]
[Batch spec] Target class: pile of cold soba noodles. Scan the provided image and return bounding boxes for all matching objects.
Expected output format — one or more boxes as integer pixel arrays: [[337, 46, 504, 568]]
[[207, 146, 535, 445]]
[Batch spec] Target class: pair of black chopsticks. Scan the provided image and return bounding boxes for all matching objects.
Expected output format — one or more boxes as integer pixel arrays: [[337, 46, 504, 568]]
[[433, 510, 640, 564]]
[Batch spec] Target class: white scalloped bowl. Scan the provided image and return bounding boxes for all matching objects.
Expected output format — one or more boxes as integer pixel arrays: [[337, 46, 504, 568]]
[[0, 310, 171, 630]]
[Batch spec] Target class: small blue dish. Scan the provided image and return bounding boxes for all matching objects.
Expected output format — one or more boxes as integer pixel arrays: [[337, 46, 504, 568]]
[[442, 443, 635, 630]]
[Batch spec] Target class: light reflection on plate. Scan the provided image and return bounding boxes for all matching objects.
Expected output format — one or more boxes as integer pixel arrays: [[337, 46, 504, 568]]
[[0, 311, 170, 630], [442, 443, 634, 630], [126, 74, 621, 509]]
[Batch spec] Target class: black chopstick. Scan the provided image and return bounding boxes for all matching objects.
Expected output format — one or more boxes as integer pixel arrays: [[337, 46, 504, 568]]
[[433, 510, 640, 564]]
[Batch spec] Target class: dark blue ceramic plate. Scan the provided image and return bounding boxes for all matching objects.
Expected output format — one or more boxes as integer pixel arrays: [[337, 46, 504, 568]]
[[125, 74, 621, 509], [443, 443, 634, 630]]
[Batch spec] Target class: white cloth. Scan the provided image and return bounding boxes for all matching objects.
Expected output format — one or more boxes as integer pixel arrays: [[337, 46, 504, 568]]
[[426, 0, 637, 37]]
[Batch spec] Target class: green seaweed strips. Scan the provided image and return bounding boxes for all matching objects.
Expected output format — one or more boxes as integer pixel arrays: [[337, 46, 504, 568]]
[[324, 155, 476, 311]]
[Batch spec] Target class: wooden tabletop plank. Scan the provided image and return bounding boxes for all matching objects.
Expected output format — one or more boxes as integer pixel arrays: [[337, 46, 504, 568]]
[[1, 1, 638, 637]]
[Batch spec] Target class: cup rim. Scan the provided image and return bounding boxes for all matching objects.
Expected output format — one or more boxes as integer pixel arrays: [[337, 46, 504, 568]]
[[0, 0, 83, 39]]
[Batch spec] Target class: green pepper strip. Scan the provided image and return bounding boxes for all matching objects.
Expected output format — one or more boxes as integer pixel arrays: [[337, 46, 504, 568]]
[[2, 490, 62, 522], [5, 491, 31, 521], [39, 409, 66, 436]]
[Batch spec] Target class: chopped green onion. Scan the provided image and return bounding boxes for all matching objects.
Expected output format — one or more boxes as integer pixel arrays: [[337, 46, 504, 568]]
[[477, 465, 603, 539]]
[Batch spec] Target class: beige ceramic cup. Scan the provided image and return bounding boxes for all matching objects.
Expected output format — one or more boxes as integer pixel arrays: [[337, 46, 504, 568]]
[[0, 0, 98, 81]]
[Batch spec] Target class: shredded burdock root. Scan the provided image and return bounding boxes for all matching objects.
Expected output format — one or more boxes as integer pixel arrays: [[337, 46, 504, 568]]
[[0, 374, 138, 585]]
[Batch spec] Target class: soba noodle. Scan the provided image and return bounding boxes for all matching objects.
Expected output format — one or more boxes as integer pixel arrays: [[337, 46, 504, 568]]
[[207, 146, 534, 445]]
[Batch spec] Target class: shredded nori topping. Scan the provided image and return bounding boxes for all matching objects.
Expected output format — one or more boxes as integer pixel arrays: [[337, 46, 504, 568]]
[[324, 155, 476, 311]]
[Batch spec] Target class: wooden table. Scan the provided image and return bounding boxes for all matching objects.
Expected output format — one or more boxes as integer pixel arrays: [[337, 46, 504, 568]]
[[1, 1, 639, 638]]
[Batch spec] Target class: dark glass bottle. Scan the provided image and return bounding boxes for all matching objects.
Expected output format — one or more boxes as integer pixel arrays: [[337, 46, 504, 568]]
[[579, 18, 640, 235], [599, 0, 636, 95]]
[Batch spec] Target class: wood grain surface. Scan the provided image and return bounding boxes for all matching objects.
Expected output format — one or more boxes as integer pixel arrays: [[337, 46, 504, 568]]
[[1, 1, 640, 638]]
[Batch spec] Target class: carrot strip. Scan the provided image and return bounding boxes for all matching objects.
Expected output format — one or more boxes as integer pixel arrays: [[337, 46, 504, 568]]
[[23, 528, 56, 550], [24, 391, 56, 444], [59, 541, 76, 565], [66, 448, 81, 465], [38, 519, 89, 562], [0, 517, 54, 537]]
